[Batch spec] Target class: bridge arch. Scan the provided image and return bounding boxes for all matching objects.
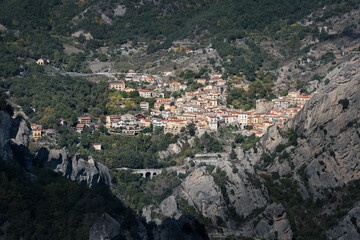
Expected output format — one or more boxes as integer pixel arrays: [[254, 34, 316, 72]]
[[116, 168, 163, 179]]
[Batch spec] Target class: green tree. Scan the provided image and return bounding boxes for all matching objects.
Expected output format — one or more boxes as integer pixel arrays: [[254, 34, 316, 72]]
[[78, 34, 86, 43], [230, 149, 237, 159]]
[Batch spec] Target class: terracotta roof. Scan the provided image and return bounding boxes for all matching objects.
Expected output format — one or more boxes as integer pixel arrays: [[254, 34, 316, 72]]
[[177, 169, 187, 171], [168, 120, 186, 122]]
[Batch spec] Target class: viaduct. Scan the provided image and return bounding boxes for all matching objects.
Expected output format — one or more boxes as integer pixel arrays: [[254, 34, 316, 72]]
[[115, 168, 163, 179]]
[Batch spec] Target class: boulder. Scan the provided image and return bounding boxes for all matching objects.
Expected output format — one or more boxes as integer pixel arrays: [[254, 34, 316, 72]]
[[160, 196, 181, 218], [89, 213, 122, 240]]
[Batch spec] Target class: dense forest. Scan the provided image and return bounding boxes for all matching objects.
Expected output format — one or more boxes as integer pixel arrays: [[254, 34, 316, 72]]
[[70, 127, 179, 169], [1, 74, 108, 127]]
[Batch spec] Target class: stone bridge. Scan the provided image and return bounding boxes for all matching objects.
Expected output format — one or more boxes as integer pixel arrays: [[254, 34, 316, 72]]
[[133, 169, 163, 179], [115, 168, 163, 179]]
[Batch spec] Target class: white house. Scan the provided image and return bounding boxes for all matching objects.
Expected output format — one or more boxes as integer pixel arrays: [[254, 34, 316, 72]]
[[161, 110, 171, 119], [206, 115, 218, 131], [223, 115, 238, 124], [237, 113, 249, 125], [140, 102, 149, 111], [152, 119, 167, 128], [111, 119, 125, 128], [138, 89, 152, 98]]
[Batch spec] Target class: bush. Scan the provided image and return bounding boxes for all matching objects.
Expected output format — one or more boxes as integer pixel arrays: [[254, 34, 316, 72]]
[[338, 98, 349, 110], [311, 73, 324, 81], [276, 144, 286, 153], [230, 149, 237, 159], [320, 52, 335, 64]]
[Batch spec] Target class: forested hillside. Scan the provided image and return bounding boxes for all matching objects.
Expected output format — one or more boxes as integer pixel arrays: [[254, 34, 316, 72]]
[[1, 0, 358, 78], [0, 0, 353, 41]]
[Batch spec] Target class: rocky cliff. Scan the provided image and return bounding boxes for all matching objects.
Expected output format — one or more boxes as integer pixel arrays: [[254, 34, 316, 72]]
[[0, 111, 32, 169], [36, 148, 112, 188], [146, 56, 360, 239], [175, 160, 268, 225], [265, 56, 360, 197]]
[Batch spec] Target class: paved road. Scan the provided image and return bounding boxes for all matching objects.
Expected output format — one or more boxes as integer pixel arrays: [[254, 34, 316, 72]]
[[114, 165, 186, 172], [60, 71, 119, 80]]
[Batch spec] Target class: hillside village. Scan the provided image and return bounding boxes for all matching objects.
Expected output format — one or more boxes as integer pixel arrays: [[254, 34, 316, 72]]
[[104, 69, 312, 136], [29, 68, 312, 140]]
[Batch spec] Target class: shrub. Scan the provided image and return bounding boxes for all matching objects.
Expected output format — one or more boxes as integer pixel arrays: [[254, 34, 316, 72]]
[[320, 52, 335, 64], [276, 144, 286, 153], [338, 98, 349, 110]]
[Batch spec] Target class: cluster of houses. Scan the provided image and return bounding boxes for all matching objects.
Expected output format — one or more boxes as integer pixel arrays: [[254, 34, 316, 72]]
[[108, 70, 187, 99], [105, 113, 151, 135], [30, 68, 312, 139], [109, 80, 136, 93], [123, 70, 162, 83], [104, 70, 312, 136], [75, 116, 94, 133]]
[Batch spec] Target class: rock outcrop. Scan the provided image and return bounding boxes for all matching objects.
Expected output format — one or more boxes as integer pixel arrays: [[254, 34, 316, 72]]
[[89, 213, 122, 240], [218, 160, 268, 218], [261, 56, 360, 199], [36, 148, 111, 188], [158, 140, 185, 159], [0, 111, 32, 169], [176, 166, 227, 224], [0, 111, 14, 161], [239, 203, 293, 240], [174, 160, 268, 226], [327, 201, 360, 240], [160, 196, 182, 218], [154, 215, 209, 240]]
